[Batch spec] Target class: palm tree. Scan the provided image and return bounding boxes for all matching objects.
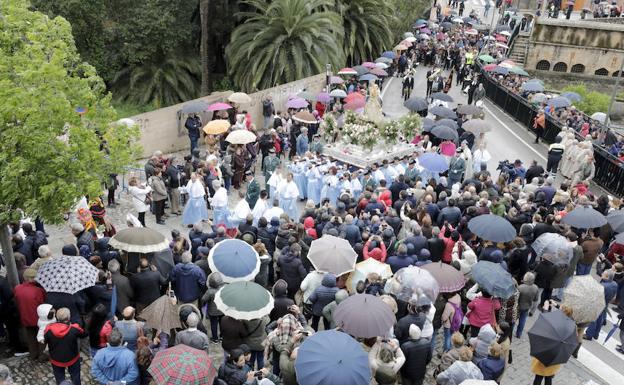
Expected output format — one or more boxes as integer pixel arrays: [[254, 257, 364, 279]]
[[226, 0, 345, 92], [337, 0, 395, 66], [111, 54, 201, 108]]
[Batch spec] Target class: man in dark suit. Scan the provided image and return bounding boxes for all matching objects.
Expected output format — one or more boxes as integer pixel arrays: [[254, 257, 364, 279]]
[[130, 258, 166, 313], [245, 171, 260, 209]]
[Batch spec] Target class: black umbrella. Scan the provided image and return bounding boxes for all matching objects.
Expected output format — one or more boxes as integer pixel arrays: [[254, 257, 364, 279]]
[[431, 125, 459, 142], [528, 309, 578, 366], [561, 205, 607, 229], [440, 21, 453, 30], [456, 104, 482, 115], [607, 210, 624, 233], [431, 92, 454, 102], [404, 97, 429, 112], [463, 119, 492, 135], [430, 106, 456, 119], [334, 294, 396, 338], [352, 65, 369, 76], [468, 214, 516, 243], [496, 25, 511, 32], [435, 118, 458, 129], [422, 118, 435, 130]]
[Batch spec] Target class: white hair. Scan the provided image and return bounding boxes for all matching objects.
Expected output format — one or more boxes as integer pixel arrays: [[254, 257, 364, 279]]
[[38, 245, 52, 258], [181, 251, 193, 264]]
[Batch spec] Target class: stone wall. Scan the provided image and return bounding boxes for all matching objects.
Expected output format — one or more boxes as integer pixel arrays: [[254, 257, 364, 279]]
[[130, 73, 326, 157], [525, 18, 624, 77]]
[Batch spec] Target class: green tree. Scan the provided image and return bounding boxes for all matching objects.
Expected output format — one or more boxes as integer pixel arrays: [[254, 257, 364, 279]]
[[226, 0, 345, 92], [337, 0, 395, 65], [562, 84, 610, 116], [0, 0, 140, 287], [389, 0, 429, 41], [111, 54, 201, 108]]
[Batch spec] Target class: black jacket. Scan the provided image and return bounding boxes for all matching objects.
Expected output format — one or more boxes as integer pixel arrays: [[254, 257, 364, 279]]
[[111, 272, 134, 315], [427, 238, 445, 263], [395, 313, 425, 344], [46, 291, 85, 325], [220, 316, 247, 352], [278, 252, 307, 295], [44, 322, 87, 367], [270, 280, 295, 322], [534, 259, 558, 289], [130, 269, 166, 306], [400, 338, 432, 380]]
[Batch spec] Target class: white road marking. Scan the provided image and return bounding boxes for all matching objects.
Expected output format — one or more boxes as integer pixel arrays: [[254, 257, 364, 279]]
[[577, 345, 624, 385], [482, 101, 547, 161], [381, 77, 394, 100]]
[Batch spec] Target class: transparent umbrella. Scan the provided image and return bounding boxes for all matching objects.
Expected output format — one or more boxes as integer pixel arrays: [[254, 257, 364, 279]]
[[384, 266, 439, 303]]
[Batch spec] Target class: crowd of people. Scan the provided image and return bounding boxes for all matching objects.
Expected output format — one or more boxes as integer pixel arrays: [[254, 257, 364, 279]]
[[2, 5, 624, 385]]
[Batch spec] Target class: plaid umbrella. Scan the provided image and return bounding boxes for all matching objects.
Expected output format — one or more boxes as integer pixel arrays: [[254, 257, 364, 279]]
[[138, 295, 181, 335], [148, 345, 216, 385], [36, 256, 99, 294]]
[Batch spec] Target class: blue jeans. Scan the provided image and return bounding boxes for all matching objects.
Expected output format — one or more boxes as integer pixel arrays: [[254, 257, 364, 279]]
[[443, 327, 452, 352], [576, 263, 592, 276], [250, 350, 264, 370], [585, 308, 607, 340], [209, 315, 222, 340], [430, 328, 439, 353], [516, 309, 529, 338]]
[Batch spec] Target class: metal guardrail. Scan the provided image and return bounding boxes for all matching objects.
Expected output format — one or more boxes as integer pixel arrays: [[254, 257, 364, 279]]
[[480, 73, 624, 197]]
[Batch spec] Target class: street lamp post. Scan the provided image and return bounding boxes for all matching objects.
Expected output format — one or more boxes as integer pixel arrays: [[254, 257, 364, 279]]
[[325, 63, 332, 90]]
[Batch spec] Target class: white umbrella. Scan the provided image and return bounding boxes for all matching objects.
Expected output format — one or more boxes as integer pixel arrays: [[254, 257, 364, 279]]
[[226, 130, 257, 144], [375, 62, 389, 69], [563, 275, 605, 324], [404, 36, 417, 42], [591, 112, 607, 123], [227, 92, 252, 104], [500, 31, 511, 36], [346, 258, 393, 293], [36, 256, 99, 294], [307, 235, 357, 276], [329, 89, 347, 98]]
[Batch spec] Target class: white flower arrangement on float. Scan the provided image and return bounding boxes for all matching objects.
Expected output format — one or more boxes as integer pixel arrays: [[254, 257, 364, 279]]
[[320, 114, 338, 142]]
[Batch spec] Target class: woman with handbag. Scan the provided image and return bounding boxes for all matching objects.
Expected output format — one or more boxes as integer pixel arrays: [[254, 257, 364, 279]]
[[128, 176, 152, 227]]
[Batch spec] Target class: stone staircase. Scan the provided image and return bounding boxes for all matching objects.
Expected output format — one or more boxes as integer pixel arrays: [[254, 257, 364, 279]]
[[509, 33, 530, 67]]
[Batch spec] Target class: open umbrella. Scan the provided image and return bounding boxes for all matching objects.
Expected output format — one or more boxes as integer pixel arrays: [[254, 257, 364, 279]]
[[293, 111, 318, 124], [404, 36, 417, 42], [495, 35, 508, 42], [468, 214, 516, 243], [561, 205, 607, 228], [330, 75, 345, 84], [344, 100, 366, 111], [419, 33, 431, 40], [369, 68, 388, 77], [346, 258, 393, 293], [384, 265, 440, 302], [361, 61, 376, 69], [418, 152, 449, 173], [109, 227, 170, 253], [435, 118, 459, 129], [295, 330, 370, 385], [334, 294, 396, 338], [560, 91, 582, 102], [317, 92, 331, 103], [528, 309, 578, 366], [329, 89, 348, 98], [227, 92, 252, 104], [463, 119, 491, 135], [431, 92, 454, 102], [182, 100, 208, 114], [509, 67, 529, 76], [359, 73, 378, 82], [308, 235, 357, 276], [353, 65, 370, 76], [493, 66, 509, 75], [297, 91, 316, 101], [591, 112, 607, 123], [422, 118, 435, 130], [375, 62, 390, 69], [207, 102, 232, 111], [430, 106, 456, 119], [470, 261, 515, 299], [456, 104, 483, 115], [452, 17, 464, 23], [202, 119, 230, 135], [483, 63, 497, 71], [208, 239, 260, 283], [422, 262, 466, 293], [432, 125, 459, 142], [36, 256, 99, 294], [382, 51, 397, 59], [344, 92, 365, 104], [286, 97, 309, 109], [148, 345, 216, 385], [562, 275, 606, 323], [531, 233, 572, 266], [464, 29, 478, 35], [496, 25, 510, 32], [225, 130, 257, 145], [215, 281, 274, 320], [531, 93, 548, 104], [404, 97, 429, 112], [338, 67, 358, 76], [607, 210, 624, 233], [138, 295, 182, 335], [522, 82, 544, 92], [547, 96, 571, 109], [440, 21, 453, 30], [394, 44, 408, 51]]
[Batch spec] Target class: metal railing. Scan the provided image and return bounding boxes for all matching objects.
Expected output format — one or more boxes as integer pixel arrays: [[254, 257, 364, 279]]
[[480, 73, 624, 197]]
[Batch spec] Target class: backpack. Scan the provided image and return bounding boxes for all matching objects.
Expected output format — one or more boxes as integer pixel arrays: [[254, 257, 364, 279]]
[[449, 302, 464, 332]]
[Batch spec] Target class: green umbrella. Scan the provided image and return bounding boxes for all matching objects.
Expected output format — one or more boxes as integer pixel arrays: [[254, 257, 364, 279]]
[[297, 91, 316, 101], [509, 66, 529, 76], [215, 281, 274, 320], [478, 54, 496, 63]]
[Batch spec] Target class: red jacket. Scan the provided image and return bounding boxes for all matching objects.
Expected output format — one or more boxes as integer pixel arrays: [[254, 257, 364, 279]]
[[467, 297, 501, 328], [13, 282, 46, 327], [378, 190, 392, 208], [44, 322, 86, 367], [363, 240, 387, 263], [607, 242, 624, 264]]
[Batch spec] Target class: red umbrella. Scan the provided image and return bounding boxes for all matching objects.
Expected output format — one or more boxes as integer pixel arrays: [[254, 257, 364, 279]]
[[148, 345, 216, 385], [361, 62, 376, 69], [483, 63, 497, 71], [338, 67, 358, 75], [207, 102, 232, 111], [344, 92, 365, 104], [496, 35, 508, 42], [344, 99, 366, 110]]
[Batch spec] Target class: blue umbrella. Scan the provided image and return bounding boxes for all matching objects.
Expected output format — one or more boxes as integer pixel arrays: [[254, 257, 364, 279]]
[[208, 239, 260, 283], [418, 152, 449, 173], [295, 330, 370, 385], [494, 66, 509, 75], [382, 51, 397, 59], [560, 91, 582, 102], [547, 96, 572, 109], [359, 73, 378, 82], [522, 82, 544, 92], [468, 214, 516, 242], [471, 261, 516, 299]]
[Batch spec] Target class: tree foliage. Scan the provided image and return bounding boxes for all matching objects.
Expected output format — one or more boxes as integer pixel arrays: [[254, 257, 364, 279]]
[[337, 0, 395, 65], [0, 0, 140, 224], [226, 0, 345, 92], [562, 84, 611, 116], [389, 0, 430, 41]]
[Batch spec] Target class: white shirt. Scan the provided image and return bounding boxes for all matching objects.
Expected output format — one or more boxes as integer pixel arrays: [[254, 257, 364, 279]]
[[211, 187, 228, 208], [233, 199, 251, 221], [279, 181, 300, 200], [183, 179, 205, 199], [373, 169, 385, 183], [263, 206, 284, 220], [252, 199, 268, 224]]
